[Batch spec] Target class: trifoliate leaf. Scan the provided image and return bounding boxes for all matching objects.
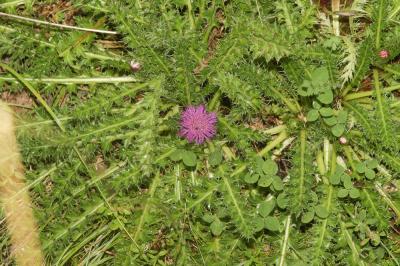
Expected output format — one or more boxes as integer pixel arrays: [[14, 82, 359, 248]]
[[277, 193, 288, 209], [202, 214, 215, 223], [210, 219, 224, 236], [337, 110, 348, 123], [338, 188, 349, 198], [342, 174, 353, 189], [324, 116, 338, 126], [170, 149, 184, 161], [319, 107, 334, 117], [312, 101, 321, 110], [272, 176, 284, 191], [301, 211, 315, 223], [356, 162, 366, 173], [365, 169, 375, 180], [315, 205, 329, 218], [258, 176, 273, 187], [317, 90, 333, 104], [330, 172, 341, 185], [313, 67, 330, 84], [253, 217, 265, 232], [254, 157, 265, 174], [262, 159, 278, 175], [245, 173, 260, 184], [307, 109, 319, 122], [331, 124, 345, 137], [367, 160, 378, 169], [259, 199, 275, 217], [182, 151, 197, 167], [208, 150, 223, 166], [264, 216, 280, 231], [349, 188, 360, 199]]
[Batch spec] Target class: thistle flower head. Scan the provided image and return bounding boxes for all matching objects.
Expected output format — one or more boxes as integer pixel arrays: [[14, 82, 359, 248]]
[[379, 50, 389, 59], [179, 105, 217, 144]]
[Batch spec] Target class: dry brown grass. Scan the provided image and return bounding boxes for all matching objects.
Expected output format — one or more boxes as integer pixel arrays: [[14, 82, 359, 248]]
[[0, 102, 44, 266]]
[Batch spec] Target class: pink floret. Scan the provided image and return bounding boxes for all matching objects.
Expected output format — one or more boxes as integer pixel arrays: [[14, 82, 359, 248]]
[[179, 105, 217, 144], [379, 50, 389, 59]]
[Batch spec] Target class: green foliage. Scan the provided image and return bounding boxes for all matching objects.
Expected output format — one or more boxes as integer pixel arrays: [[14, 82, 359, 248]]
[[0, 0, 399, 265]]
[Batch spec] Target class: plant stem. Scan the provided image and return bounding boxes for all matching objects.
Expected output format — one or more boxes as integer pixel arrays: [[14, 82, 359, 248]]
[[0, 11, 117, 35], [278, 215, 291, 266], [0, 0, 25, 8], [375, 182, 400, 222], [208, 89, 221, 111], [186, 0, 195, 30], [269, 87, 300, 114], [0, 76, 138, 84], [263, 125, 286, 135], [344, 83, 400, 101], [332, 0, 340, 36], [258, 130, 288, 157], [0, 62, 65, 131]]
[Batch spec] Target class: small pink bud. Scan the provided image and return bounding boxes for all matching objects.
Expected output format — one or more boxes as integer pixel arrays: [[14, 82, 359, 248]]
[[379, 50, 389, 59], [130, 60, 141, 72], [339, 136, 347, 145]]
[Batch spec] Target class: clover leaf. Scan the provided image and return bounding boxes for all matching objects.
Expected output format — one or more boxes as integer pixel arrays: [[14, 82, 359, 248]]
[[331, 166, 361, 199], [356, 160, 378, 180], [245, 158, 283, 190]]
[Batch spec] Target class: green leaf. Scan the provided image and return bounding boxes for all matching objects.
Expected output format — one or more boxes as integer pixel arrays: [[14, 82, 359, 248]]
[[338, 188, 349, 198], [312, 101, 321, 110], [319, 107, 334, 117], [349, 188, 360, 199], [170, 149, 184, 161], [208, 150, 223, 166], [253, 217, 265, 232], [331, 124, 345, 137], [301, 210, 315, 223], [277, 193, 288, 209], [315, 205, 329, 219], [365, 169, 376, 180], [210, 219, 224, 236], [264, 216, 280, 231], [313, 67, 329, 83], [342, 174, 353, 189], [330, 171, 341, 185], [262, 159, 278, 175], [202, 214, 215, 223], [324, 116, 338, 126], [307, 109, 319, 122], [258, 176, 273, 187], [254, 157, 265, 174], [337, 110, 348, 123], [245, 174, 260, 184], [182, 151, 197, 167], [272, 176, 284, 191], [366, 160, 378, 169], [317, 90, 333, 104], [259, 199, 275, 217], [355, 162, 366, 173]]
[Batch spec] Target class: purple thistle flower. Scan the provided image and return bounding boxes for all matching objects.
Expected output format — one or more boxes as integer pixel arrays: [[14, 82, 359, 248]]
[[179, 105, 217, 144]]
